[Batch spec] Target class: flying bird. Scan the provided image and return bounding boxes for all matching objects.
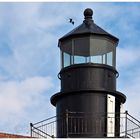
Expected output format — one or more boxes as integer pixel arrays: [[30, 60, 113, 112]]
[[69, 18, 74, 25]]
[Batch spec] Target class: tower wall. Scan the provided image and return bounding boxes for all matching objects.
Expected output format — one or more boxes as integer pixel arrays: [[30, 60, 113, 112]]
[[51, 64, 125, 138], [60, 63, 117, 92], [56, 92, 107, 138]]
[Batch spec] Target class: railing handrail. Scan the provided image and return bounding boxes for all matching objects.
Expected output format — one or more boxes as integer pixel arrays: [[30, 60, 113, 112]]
[[126, 133, 135, 138], [30, 111, 140, 138], [35, 120, 57, 129], [128, 130, 140, 135], [33, 115, 56, 125], [68, 111, 125, 115], [121, 126, 140, 134], [127, 118, 140, 128], [127, 112, 140, 124], [32, 111, 126, 126]]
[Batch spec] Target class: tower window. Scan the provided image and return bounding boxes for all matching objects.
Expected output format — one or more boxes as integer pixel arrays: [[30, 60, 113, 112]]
[[74, 56, 86, 64], [107, 52, 113, 66], [91, 55, 102, 64], [63, 52, 70, 67]]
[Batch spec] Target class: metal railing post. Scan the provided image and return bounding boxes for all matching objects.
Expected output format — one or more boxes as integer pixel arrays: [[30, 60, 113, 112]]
[[66, 109, 69, 137], [125, 110, 128, 138], [30, 123, 33, 137]]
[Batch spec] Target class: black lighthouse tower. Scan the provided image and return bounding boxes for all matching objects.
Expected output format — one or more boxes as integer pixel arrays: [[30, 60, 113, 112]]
[[51, 8, 126, 138]]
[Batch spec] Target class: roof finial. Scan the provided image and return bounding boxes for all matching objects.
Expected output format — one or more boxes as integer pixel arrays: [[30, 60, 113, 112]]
[[83, 8, 93, 27], [84, 8, 93, 20]]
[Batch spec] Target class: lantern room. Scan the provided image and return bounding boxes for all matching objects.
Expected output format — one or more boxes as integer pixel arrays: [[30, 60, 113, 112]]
[[59, 8, 118, 68]]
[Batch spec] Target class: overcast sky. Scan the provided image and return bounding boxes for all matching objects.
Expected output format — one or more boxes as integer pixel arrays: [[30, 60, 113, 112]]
[[0, 2, 140, 135]]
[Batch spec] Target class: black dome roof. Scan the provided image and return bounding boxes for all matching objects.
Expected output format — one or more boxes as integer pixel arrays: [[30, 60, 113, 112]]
[[59, 8, 119, 43]]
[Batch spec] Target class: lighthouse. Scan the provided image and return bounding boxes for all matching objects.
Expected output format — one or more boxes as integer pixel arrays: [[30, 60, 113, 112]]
[[50, 8, 126, 138]]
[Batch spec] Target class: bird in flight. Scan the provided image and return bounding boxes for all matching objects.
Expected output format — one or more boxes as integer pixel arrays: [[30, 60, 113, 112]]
[[69, 18, 74, 25]]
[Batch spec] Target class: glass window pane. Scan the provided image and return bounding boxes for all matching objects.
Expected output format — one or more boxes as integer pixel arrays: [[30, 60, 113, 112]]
[[107, 52, 113, 66], [91, 55, 102, 64], [64, 52, 70, 67], [103, 54, 106, 64], [74, 56, 86, 64]]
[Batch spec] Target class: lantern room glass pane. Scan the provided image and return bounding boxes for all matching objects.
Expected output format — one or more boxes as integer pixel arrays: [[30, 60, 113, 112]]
[[60, 36, 116, 68], [103, 54, 106, 64], [90, 36, 116, 67], [74, 56, 86, 64], [63, 52, 70, 67], [91, 55, 102, 63], [107, 52, 113, 66]]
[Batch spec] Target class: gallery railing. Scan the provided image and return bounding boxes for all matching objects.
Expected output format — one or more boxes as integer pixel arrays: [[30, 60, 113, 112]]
[[30, 111, 140, 138], [30, 116, 57, 138]]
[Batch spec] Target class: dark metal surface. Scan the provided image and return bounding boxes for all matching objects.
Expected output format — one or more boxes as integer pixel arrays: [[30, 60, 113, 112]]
[[60, 63, 117, 92], [55, 93, 107, 137], [59, 8, 119, 43]]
